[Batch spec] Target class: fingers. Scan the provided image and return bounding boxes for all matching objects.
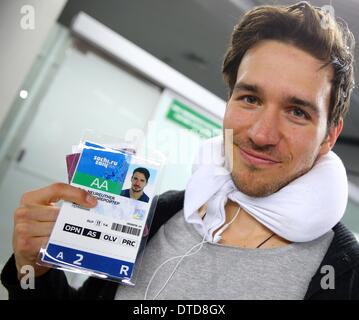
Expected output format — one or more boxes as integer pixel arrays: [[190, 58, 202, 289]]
[[13, 205, 57, 251], [14, 205, 60, 223], [13, 216, 56, 267], [14, 236, 49, 264], [20, 182, 97, 207], [15, 221, 56, 238], [13, 181, 97, 278]]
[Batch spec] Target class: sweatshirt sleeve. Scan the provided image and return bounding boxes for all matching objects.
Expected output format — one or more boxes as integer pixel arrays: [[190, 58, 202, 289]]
[[1, 254, 79, 300]]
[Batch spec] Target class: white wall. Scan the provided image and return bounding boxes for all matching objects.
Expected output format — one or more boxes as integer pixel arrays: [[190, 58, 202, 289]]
[[0, 0, 67, 300], [0, 0, 67, 128]]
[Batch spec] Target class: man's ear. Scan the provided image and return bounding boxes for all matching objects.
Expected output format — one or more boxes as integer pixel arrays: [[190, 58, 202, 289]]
[[319, 118, 343, 156]]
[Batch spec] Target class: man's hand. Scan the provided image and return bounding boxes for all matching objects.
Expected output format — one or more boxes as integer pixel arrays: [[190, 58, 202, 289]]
[[12, 183, 97, 280]]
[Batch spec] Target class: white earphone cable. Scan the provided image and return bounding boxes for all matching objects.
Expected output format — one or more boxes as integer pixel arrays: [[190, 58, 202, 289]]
[[144, 234, 207, 300], [212, 205, 241, 242], [144, 205, 241, 300]]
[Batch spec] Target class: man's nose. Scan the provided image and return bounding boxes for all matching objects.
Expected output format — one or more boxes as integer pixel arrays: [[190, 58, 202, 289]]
[[247, 107, 281, 147]]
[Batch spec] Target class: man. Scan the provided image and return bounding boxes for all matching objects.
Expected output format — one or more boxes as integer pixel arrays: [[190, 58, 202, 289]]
[[1, 2, 359, 299], [120, 167, 150, 203]]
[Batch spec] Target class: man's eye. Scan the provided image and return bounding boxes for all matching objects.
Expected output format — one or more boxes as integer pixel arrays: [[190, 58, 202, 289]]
[[290, 107, 309, 119], [241, 95, 259, 105]]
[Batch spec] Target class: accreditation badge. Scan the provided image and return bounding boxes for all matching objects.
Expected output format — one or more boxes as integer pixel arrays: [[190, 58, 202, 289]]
[[40, 141, 162, 284]]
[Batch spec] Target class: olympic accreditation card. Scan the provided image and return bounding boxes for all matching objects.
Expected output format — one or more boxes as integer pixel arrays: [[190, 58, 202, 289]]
[[41, 141, 161, 281]]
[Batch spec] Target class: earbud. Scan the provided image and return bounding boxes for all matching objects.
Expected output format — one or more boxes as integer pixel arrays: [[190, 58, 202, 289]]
[[212, 224, 230, 243], [211, 205, 241, 243]]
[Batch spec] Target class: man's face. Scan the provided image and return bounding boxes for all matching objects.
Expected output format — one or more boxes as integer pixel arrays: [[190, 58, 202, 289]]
[[131, 172, 147, 193], [223, 40, 342, 197]]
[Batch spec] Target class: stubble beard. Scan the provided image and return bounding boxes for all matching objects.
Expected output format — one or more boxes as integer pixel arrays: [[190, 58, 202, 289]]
[[228, 140, 318, 197], [230, 166, 308, 197], [224, 130, 322, 197], [230, 152, 317, 197]]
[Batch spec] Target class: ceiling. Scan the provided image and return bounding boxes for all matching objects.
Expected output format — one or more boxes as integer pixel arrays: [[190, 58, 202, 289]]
[[58, 0, 359, 141]]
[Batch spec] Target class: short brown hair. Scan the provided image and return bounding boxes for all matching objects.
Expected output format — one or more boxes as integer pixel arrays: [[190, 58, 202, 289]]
[[222, 1, 355, 127]]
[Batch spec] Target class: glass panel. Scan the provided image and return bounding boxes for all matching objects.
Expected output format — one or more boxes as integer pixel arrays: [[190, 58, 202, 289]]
[[0, 26, 162, 266]]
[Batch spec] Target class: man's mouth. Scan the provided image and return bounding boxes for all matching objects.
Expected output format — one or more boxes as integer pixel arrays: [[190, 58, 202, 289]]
[[239, 147, 281, 167]]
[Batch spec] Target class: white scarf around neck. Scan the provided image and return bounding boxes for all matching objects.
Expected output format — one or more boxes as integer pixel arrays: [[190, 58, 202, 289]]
[[184, 136, 348, 242]]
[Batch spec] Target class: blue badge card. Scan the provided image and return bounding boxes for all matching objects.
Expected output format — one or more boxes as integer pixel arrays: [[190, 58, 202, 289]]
[[40, 141, 162, 283]]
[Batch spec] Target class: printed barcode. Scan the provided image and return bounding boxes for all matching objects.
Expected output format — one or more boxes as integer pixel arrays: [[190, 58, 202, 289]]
[[111, 223, 141, 236]]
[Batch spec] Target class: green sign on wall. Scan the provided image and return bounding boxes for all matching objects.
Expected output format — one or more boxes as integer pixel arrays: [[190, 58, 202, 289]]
[[166, 99, 222, 139]]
